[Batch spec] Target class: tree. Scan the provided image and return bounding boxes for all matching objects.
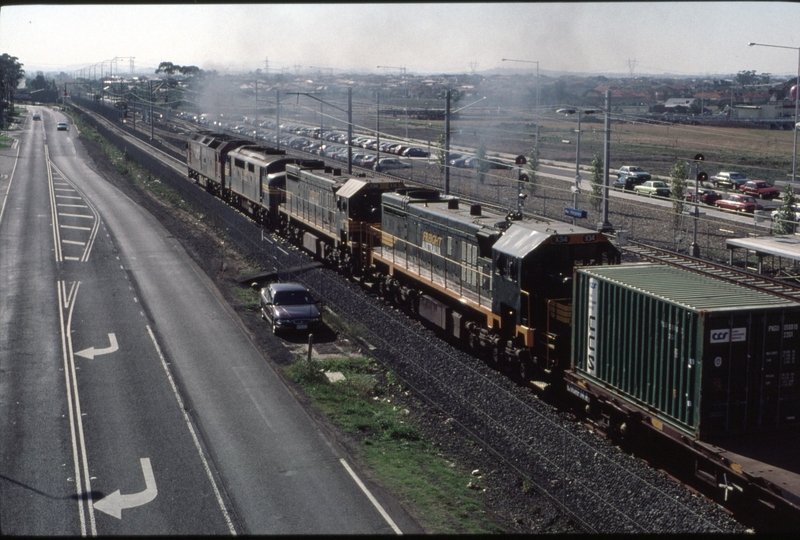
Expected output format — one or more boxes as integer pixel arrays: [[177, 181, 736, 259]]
[[28, 72, 48, 91], [434, 133, 447, 173], [668, 160, 688, 226], [475, 140, 489, 183], [773, 183, 798, 235], [589, 153, 604, 213], [735, 70, 758, 86], [155, 62, 177, 75], [0, 53, 25, 127], [523, 145, 539, 196]]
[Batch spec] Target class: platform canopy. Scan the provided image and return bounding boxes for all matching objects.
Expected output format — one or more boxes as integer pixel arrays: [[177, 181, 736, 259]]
[[726, 235, 800, 262]]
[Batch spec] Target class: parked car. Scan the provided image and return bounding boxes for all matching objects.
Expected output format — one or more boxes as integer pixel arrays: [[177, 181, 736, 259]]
[[633, 180, 671, 197], [375, 158, 412, 172], [613, 175, 645, 190], [450, 155, 476, 168], [56, 121, 68, 131], [771, 204, 800, 226], [402, 147, 429, 157], [260, 283, 322, 335], [684, 188, 723, 205], [487, 158, 512, 170], [352, 153, 369, 167], [615, 165, 651, 183], [739, 180, 780, 199], [714, 193, 763, 213], [711, 171, 749, 189]]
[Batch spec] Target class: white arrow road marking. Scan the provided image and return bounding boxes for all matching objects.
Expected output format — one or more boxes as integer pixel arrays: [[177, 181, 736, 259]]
[[93, 458, 157, 519], [75, 333, 118, 359]]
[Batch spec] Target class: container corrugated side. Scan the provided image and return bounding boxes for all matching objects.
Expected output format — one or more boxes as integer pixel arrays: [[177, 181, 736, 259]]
[[572, 264, 800, 438]]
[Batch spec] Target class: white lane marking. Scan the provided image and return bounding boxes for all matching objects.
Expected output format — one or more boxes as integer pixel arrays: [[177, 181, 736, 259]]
[[0, 138, 21, 228], [339, 458, 402, 535], [74, 333, 119, 360], [145, 325, 237, 535], [59, 280, 98, 535], [49, 161, 101, 262], [93, 458, 158, 519], [46, 147, 63, 262]]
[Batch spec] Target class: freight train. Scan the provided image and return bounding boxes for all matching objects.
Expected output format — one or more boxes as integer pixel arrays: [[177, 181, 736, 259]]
[[186, 130, 800, 525]]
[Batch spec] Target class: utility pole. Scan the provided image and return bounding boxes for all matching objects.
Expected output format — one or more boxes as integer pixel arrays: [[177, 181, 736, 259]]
[[254, 76, 258, 141], [276, 88, 281, 151], [376, 90, 381, 161], [602, 89, 612, 231], [377, 65, 409, 139], [149, 79, 154, 141], [347, 87, 353, 174], [445, 89, 451, 195]]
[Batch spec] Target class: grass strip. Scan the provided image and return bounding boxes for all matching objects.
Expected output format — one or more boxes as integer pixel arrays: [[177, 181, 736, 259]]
[[285, 355, 505, 534]]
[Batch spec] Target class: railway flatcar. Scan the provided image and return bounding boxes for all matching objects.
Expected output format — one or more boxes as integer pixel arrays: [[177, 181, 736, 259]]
[[569, 263, 800, 437], [370, 188, 620, 378], [567, 263, 800, 520], [281, 163, 404, 275]]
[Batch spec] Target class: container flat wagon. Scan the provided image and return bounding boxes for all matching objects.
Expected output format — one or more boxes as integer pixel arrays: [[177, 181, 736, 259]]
[[568, 263, 800, 520]]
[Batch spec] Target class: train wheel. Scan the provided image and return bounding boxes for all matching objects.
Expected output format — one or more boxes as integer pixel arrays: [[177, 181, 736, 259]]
[[518, 357, 532, 380], [469, 332, 479, 351], [490, 345, 501, 364]]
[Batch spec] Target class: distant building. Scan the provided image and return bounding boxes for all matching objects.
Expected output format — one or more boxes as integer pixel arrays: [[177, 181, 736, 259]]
[[731, 103, 790, 120]]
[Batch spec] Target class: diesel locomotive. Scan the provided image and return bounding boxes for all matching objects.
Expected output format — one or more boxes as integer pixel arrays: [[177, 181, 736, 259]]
[[186, 130, 800, 523]]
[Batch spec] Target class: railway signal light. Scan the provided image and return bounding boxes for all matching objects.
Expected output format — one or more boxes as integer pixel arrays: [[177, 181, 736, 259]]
[[515, 155, 527, 165], [694, 153, 705, 161], [697, 171, 708, 182]]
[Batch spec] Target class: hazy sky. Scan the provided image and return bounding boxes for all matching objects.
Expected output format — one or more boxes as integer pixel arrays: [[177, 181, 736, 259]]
[[2, 3, 799, 78]]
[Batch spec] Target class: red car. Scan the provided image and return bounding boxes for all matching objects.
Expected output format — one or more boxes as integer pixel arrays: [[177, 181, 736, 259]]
[[684, 188, 722, 205], [739, 180, 780, 199], [714, 193, 763, 213]]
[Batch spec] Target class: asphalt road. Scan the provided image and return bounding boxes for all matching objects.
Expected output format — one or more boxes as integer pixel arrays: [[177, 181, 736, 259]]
[[0, 108, 415, 535]]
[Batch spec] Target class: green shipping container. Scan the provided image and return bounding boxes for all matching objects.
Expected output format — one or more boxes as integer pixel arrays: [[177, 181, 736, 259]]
[[572, 264, 800, 438]]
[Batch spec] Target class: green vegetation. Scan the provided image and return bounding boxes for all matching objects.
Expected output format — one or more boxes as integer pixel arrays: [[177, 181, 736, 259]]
[[524, 145, 539, 197], [1, 53, 25, 129], [589, 153, 604, 212], [235, 285, 261, 312], [773, 182, 798, 235], [285, 355, 504, 534], [475, 140, 489, 183], [669, 160, 688, 227]]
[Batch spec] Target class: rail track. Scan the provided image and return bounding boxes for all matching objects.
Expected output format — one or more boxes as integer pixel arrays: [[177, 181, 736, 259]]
[[67, 100, 768, 532]]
